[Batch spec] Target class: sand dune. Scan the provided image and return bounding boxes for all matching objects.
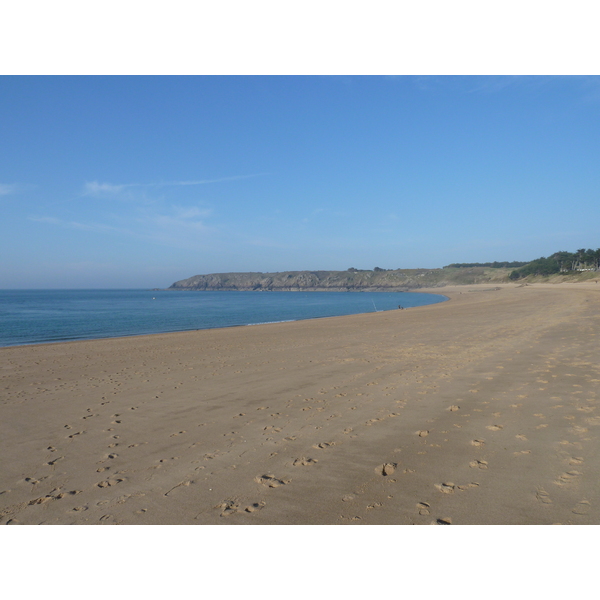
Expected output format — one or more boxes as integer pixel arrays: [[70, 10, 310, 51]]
[[2, 282, 600, 524]]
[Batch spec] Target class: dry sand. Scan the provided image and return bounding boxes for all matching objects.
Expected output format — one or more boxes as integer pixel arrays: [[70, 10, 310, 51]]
[[2, 282, 600, 525]]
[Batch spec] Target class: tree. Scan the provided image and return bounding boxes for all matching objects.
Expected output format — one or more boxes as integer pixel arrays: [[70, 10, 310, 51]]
[[593, 249, 600, 270]]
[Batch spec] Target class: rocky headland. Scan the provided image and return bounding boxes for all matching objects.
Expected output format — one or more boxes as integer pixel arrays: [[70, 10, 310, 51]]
[[168, 267, 513, 292]]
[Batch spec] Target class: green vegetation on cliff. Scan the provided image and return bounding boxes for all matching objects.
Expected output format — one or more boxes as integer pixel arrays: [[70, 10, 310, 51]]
[[444, 261, 528, 269], [508, 248, 600, 280]]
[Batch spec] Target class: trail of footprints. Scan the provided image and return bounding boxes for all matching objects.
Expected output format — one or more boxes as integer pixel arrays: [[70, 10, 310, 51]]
[[12, 352, 600, 524], [216, 441, 337, 518], [7, 400, 150, 521]]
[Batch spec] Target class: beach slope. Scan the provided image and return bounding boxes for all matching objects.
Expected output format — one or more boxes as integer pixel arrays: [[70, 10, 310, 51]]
[[2, 283, 600, 524]]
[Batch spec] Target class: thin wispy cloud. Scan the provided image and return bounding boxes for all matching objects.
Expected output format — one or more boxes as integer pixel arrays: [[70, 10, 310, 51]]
[[83, 182, 129, 195], [0, 183, 19, 196], [29, 216, 62, 225], [29, 216, 131, 236], [82, 173, 266, 197], [480, 75, 565, 95], [465, 76, 526, 94], [171, 206, 212, 220], [30, 201, 217, 250], [141, 205, 213, 234], [409, 75, 548, 96], [171, 174, 267, 186], [146, 214, 210, 234]]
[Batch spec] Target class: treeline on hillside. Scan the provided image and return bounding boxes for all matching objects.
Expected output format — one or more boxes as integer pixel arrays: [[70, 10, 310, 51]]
[[509, 248, 600, 280], [444, 261, 528, 269]]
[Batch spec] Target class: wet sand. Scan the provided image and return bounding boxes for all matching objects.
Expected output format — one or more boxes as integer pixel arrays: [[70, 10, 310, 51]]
[[2, 282, 600, 524]]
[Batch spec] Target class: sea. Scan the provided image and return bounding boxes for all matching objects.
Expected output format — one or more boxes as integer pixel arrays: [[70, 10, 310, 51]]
[[0, 289, 448, 348]]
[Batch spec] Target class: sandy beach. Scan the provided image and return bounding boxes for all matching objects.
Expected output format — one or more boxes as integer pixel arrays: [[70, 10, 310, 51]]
[[2, 282, 599, 525]]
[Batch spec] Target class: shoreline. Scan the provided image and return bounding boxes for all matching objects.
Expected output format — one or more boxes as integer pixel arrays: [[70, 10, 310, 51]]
[[2, 282, 600, 524], [0, 289, 448, 350]]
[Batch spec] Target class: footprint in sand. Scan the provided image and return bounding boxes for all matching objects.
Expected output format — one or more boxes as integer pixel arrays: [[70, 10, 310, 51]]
[[486, 425, 503, 431], [469, 460, 488, 470], [417, 502, 430, 515], [471, 439, 485, 447], [164, 481, 193, 496], [97, 478, 125, 488], [28, 495, 54, 505], [536, 489, 552, 504], [417, 430, 429, 437], [569, 457, 584, 466], [376, 463, 397, 476], [216, 500, 240, 516], [572, 500, 591, 515], [515, 434, 527, 441], [448, 406, 460, 412], [554, 471, 582, 486], [255, 474, 290, 488], [434, 482, 455, 494], [29, 489, 81, 505], [99, 515, 115, 522], [570, 425, 588, 435], [434, 518, 452, 525], [293, 458, 318, 466], [244, 502, 266, 513], [457, 483, 479, 490], [313, 442, 336, 449]]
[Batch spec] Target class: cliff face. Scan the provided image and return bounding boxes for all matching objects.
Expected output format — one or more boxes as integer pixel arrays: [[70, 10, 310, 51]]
[[168, 268, 513, 291]]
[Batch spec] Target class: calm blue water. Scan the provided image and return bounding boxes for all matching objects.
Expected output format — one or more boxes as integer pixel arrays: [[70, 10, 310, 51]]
[[0, 289, 447, 347]]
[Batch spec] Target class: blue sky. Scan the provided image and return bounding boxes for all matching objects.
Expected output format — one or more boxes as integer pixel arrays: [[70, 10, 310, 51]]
[[1, 75, 600, 288]]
